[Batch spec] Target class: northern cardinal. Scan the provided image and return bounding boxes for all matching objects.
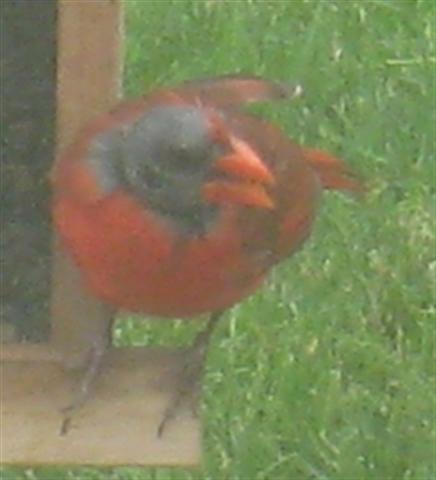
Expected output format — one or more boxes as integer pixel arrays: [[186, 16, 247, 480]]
[[52, 75, 362, 434]]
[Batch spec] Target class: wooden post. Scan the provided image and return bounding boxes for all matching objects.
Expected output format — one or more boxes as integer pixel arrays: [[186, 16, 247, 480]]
[[51, 0, 122, 372], [1, 0, 201, 466]]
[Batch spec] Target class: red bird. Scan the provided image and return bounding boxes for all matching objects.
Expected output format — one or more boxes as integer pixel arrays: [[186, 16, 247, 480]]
[[52, 75, 361, 434]]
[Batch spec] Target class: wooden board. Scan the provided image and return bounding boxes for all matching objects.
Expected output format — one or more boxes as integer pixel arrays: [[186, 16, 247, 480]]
[[1, 346, 201, 466], [51, 0, 123, 367]]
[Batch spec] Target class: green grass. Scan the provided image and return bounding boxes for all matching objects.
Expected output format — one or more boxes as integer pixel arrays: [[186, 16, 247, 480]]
[[3, 0, 434, 479]]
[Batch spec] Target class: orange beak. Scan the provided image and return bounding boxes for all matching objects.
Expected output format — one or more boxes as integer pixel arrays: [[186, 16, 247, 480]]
[[203, 136, 275, 210]]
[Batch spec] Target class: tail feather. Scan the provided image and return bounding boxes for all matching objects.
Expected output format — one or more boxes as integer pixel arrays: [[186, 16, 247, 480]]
[[303, 147, 364, 194]]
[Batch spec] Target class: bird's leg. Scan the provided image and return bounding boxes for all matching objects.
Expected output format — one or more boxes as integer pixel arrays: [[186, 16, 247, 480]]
[[157, 311, 223, 437], [60, 319, 113, 435]]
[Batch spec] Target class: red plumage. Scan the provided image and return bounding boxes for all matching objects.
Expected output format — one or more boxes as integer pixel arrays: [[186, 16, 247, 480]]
[[53, 76, 361, 317]]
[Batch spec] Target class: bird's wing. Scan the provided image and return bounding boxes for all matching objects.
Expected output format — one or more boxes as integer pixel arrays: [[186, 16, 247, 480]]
[[151, 74, 300, 109]]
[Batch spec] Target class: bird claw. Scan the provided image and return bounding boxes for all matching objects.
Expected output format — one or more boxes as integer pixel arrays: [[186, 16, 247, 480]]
[[59, 341, 108, 436], [157, 312, 222, 438], [59, 412, 73, 436], [157, 348, 203, 437]]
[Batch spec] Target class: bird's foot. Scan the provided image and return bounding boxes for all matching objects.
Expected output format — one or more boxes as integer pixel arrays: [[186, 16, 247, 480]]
[[60, 341, 108, 435], [157, 348, 202, 437], [157, 311, 222, 437]]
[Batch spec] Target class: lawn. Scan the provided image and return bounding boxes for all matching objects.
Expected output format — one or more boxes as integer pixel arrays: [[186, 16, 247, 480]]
[[3, 0, 434, 479]]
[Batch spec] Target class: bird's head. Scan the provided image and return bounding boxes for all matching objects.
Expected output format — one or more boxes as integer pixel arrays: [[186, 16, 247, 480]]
[[117, 104, 275, 234]]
